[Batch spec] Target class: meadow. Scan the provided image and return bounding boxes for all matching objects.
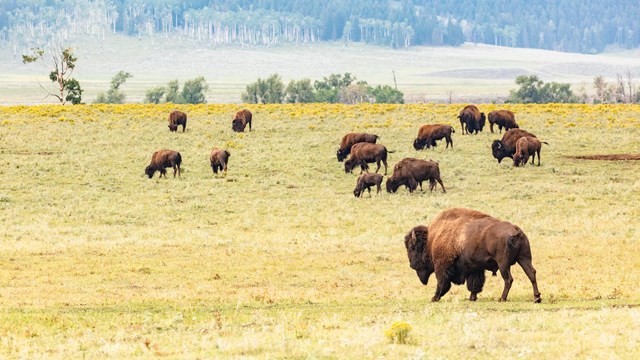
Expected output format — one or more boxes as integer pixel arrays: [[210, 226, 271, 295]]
[[0, 103, 640, 358]]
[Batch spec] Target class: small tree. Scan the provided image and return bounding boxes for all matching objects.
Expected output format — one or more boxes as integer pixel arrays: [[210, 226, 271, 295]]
[[285, 79, 315, 103], [165, 80, 182, 103], [181, 76, 209, 104], [241, 74, 285, 104], [370, 85, 404, 104], [95, 71, 133, 104], [145, 86, 166, 104], [507, 75, 578, 103], [22, 46, 83, 105]]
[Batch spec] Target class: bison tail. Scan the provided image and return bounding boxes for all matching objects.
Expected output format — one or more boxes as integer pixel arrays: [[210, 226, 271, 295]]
[[542, 141, 550, 145], [387, 150, 396, 153]]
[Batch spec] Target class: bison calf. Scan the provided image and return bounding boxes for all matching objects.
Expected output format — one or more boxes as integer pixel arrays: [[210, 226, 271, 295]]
[[210, 148, 230, 174], [404, 208, 541, 303], [513, 136, 548, 167], [145, 149, 182, 178], [353, 173, 383, 197], [168, 110, 187, 132]]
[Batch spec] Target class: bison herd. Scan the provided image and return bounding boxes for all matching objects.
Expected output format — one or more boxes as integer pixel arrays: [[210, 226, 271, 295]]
[[147, 105, 543, 303]]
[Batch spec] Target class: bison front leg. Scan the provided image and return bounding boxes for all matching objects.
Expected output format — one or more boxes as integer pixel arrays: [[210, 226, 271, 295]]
[[466, 271, 486, 301], [518, 259, 542, 303], [432, 273, 452, 302]]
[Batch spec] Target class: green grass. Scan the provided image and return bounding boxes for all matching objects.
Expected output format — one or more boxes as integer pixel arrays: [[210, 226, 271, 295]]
[[0, 103, 639, 358]]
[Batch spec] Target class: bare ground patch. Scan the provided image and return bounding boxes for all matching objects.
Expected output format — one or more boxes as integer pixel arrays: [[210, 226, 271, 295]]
[[566, 154, 640, 161]]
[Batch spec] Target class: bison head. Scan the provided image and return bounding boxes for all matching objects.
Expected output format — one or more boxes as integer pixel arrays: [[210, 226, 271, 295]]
[[413, 138, 426, 150], [168, 124, 178, 132], [404, 225, 433, 285], [491, 140, 511, 163], [344, 158, 358, 173], [337, 148, 348, 162], [386, 177, 399, 193], [144, 165, 156, 178]]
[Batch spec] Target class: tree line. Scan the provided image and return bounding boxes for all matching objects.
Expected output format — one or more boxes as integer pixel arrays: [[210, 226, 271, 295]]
[[2, 0, 639, 53]]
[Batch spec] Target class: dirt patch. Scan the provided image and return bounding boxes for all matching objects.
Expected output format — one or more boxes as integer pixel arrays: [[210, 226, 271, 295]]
[[567, 154, 640, 161]]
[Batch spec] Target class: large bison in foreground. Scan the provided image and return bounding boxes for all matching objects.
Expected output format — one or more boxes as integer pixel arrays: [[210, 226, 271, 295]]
[[168, 110, 187, 132], [458, 105, 485, 135], [491, 128, 537, 163], [413, 124, 455, 150], [404, 208, 541, 303], [145, 149, 182, 178], [386, 158, 445, 193], [488, 110, 518, 133], [337, 132, 379, 161]]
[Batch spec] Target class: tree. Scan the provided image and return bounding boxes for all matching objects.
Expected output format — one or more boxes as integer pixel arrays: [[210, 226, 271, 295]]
[[507, 75, 578, 103], [241, 74, 285, 104], [145, 86, 166, 104], [181, 76, 209, 104], [370, 85, 404, 104], [94, 71, 133, 104], [285, 79, 315, 103], [165, 80, 182, 103], [22, 46, 83, 105]]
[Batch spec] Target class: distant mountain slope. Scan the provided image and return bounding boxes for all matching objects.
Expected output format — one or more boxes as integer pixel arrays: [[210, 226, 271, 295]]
[[1, 0, 638, 54]]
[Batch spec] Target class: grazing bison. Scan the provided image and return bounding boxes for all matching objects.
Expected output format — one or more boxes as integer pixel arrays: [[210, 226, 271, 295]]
[[232, 109, 252, 132], [210, 148, 231, 174], [386, 158, 445, 193], [491, 128, 537, 163], [513, 137, 548, 167], [404, 208, 541, 303], [168, 110, 187, 132], [488, 110, 518, 133], [413, 124, 455, 150], [337, 132, 379, 161], [145, 149, 182, 178], [353, 173, 384, 197], [344, 143, 393, 175], [458, 105, 486, 135]]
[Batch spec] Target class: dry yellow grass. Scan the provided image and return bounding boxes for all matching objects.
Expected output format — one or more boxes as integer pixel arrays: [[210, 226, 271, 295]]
[[0, 103, 639, 358]]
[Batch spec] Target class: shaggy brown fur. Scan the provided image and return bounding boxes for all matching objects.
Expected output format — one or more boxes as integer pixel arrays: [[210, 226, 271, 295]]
[[491, 128, 537, 163], [337, 133, 379, 161], [168, 110, 187, 132], [232, 109, 252, 132], [404, 208, 541, 303], [344, 143, 393, 175], [488, 110, 518, 133], [457, 105, 486, 135], [145, 149, 182, 178], [413, 124, 455, 150], [353, 173, 384, 197], [386, 158, 445, 193], [513, 136, 548, 166], [210, 148, 231, 174]]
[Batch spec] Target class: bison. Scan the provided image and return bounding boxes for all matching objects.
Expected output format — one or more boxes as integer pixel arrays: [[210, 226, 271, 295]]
[[210, 148, 231, 174], [386, 158, 445, 193], [232, 109, 252, 132], [488, 110, 518, 133], [337, 133, 379, 161], [168, 110, 187, 132], [513, 136, 548, 167], [458, 105, 486, 135], [344, 143, 393, 175], [353, 173, 384, 197], [404, 208, 541, 303], [491, 128, 537, 163], [413, 124, 455, 150], [145, 149, 182, 178]]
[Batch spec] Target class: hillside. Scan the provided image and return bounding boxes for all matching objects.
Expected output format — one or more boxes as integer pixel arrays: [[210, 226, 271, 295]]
[[1, 34, 639, 104]]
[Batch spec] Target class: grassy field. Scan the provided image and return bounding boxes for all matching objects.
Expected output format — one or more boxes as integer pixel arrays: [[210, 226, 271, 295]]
[[0, 103, 640, 358], [2, 34, 640, 104]]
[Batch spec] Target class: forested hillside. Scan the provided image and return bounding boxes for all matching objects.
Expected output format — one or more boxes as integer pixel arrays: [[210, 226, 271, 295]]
[[1, 0, 638, 53]]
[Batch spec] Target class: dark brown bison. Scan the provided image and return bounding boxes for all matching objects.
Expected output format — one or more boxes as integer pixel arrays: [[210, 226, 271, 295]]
[[491, 128, 537, 163], [386, 158, 445, 193], [145, 149, 182, 178], [404, 208, 541, 303], [168, 110, 187, 132], [488, 110, 518, 133], [353, 173, 384, 197], [457, 105, 486, 135], [413, 124, 455, 150], [513, 137, 548, 167], [232, 109, 252, 132], [337, 133, 379, 161], [344, 143, 393, 175], [210, 148, 230, 174]]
